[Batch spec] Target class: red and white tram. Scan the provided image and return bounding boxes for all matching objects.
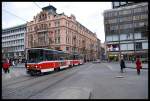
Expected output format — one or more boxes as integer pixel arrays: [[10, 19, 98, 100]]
[[25, 48, 84, 76]]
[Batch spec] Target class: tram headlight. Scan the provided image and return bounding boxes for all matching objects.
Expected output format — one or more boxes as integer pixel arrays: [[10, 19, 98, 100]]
[[35, 65, 38, 68]]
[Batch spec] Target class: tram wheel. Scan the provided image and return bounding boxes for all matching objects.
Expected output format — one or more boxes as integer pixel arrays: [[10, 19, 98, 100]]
[[69, 65, 72, 68], [54, 67, 60, 71]]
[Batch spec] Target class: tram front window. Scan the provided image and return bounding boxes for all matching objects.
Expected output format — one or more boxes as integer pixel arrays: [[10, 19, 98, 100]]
[[27, 49, 43, 63]]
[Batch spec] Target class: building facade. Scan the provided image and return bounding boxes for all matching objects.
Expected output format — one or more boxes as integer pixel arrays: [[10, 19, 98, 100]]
[[100, 42, 106, 61], [112, 2, 141, 9], [104, 2, 148, 62], [2, 24, 26, 61], [26, 5, 99, 61], [97, 39, 101, 60]]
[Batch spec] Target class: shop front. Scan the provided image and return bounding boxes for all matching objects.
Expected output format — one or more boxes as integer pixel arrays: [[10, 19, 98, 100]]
[[121, 51, 135, 62], [134, 50, 148, 63], [108, 52, 119, 62]]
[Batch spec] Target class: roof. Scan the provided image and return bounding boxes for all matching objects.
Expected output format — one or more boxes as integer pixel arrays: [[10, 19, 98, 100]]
[[42, 5, 56, 11]]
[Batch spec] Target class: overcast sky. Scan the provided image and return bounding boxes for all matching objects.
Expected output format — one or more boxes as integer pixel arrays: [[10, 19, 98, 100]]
[[2, 2, 112, 43]]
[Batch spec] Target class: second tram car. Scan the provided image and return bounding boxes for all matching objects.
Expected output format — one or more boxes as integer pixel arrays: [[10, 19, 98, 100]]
[[25, 48, 84, 75]]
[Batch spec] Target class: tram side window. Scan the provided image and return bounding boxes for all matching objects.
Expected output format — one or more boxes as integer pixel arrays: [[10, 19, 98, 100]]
[[65, 53, 70, 60], [27, 49, 43, 63], [58, 53, 64, 60], [44, 50, 54, 61], [54, 54, 59, 60], [70, 54, 74, 60]]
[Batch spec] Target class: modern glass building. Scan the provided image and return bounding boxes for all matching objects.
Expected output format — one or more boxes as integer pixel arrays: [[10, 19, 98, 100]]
[[2, 24, 26, 62], [112, 2, 141, 8], [104, 2, 148, 62]]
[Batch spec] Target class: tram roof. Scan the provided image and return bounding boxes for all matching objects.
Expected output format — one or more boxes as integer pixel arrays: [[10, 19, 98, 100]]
[[26, 48, 69, 54]]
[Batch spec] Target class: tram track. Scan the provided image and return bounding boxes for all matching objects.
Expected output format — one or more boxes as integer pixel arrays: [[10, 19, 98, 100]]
[[2, 76, 36, 88], [2, 64, 91, 99], [28, 63, 94, 98]]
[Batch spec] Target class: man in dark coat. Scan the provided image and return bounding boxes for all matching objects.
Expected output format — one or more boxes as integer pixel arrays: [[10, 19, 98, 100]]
[[120, 58, 126, 73]]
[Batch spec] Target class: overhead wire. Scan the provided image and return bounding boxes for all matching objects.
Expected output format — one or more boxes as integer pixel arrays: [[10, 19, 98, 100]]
[[3, 9, 27, 22], [33, 2, 42, 9]]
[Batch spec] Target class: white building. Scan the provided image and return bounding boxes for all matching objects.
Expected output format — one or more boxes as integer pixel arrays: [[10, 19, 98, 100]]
[[2, 24, 26, 61]]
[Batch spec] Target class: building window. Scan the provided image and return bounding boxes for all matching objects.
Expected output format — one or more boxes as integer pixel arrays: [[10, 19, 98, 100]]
[[119, 9, 131, 15], [106, 36, 113, 42], [140, 14, 148, 20], [135, 42, 142, 50], [66, 47, 69, 51], [126, 33, 133, 40], [58, 37, 60, 43], [142, 42, 148, 49], [134, 33, 141, 39], [55, 21, 57, 27], [127, 43, 134, 50], [110, 25, 118, 30], [113, 2, 120, 7], [133, 7, 142, 13], [133, 15, 140, 21], [120, 44, 127, 50], [109, 19, 117, 24], [112, 35, 119, 41], [58, 21, 60, 26], [120, 2, 127, 5], [107, 44, 119, 51]]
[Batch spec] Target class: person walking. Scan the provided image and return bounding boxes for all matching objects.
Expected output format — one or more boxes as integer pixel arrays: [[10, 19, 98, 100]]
[[135, 57, 142, 75], [120, 57, 126, 73], [2, 59, 10, 74], [12, 60, 15, 67]]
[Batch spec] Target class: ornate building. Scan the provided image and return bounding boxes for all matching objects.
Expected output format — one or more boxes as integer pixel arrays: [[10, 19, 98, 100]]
[[26, 5, 99, 61]]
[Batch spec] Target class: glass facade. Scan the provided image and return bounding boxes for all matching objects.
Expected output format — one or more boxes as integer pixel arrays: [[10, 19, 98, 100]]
[[104, 2, 148, 62], [2, 24, 26, 60]]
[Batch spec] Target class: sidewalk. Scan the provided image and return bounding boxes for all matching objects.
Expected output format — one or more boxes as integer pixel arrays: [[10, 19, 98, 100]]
[[12, 63, 25, 68], [2, 66, 26, 81], [126, 63, 148, 69], [102, 61, 148, 69]]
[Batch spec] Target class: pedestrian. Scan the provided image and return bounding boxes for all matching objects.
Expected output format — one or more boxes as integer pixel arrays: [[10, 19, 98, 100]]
[[9, 58, 12, 66], [2, 59, 10, 74], [12, 60, 15, 67], [135, 57, 142, 75], [120, 57, 126, 73]]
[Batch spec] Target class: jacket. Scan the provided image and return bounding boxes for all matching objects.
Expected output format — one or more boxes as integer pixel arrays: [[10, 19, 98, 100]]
[[136, 59, 142, 69], [3, 62, 10, 69], [120, 59, 125, 68]]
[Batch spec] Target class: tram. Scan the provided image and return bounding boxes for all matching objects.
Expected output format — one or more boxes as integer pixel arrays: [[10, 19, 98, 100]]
[[25, 48, 84, 76]]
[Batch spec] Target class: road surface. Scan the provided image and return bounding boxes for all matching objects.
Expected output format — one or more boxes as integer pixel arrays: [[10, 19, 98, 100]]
[[2, 62, 148, 99]]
